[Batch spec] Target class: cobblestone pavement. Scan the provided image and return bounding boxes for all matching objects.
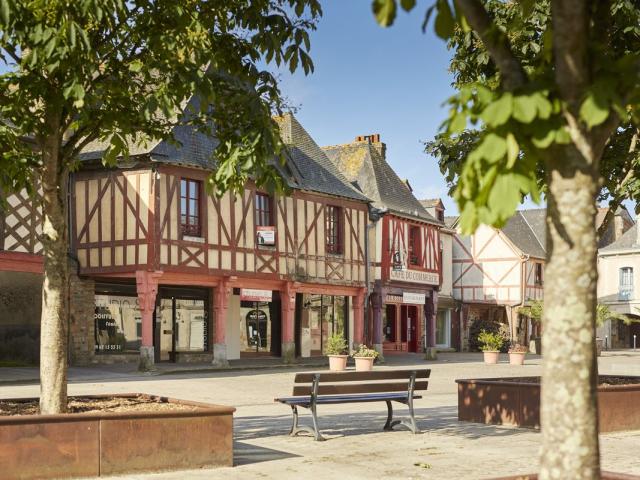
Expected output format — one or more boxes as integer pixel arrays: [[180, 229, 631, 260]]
[[1, 351, 639, 479]]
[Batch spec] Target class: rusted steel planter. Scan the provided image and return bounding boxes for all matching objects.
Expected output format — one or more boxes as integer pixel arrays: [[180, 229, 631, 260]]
[[493, 472, 640, 479], [457, 376, 640, 432], [0, 393, 235, 479]]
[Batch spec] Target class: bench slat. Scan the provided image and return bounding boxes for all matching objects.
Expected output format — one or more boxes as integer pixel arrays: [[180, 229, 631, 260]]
[[276, 393, 423, 405], [294, 369, 430, 383], [292, 380, 428, 396]]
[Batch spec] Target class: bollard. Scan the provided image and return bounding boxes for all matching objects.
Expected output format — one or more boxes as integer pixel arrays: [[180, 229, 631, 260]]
[[634, 334, 637, 351], [605, 335, 608, 351]]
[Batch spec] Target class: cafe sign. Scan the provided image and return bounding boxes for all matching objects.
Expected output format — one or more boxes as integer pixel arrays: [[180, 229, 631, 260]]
[[240, 288, 273, 302], [389, 268, 439, 285]]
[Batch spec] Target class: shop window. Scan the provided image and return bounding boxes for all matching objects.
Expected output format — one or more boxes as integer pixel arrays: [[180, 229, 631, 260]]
[[408, 226, 422, 266], [326, 205, 343, 254], [534, 263, 543, 286], [383, 304, 396, 342], [94, 294, 141, 353], [619, 267, 634, 300], [255, 192, 273, 227], [180, 178, 201, 237], [299, 294, 348, 357]]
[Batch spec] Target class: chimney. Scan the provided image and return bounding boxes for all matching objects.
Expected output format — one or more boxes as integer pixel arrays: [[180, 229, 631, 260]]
[[354, 133, 386, 158]]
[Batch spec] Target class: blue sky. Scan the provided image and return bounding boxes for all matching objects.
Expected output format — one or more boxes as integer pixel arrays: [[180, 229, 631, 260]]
[[272, 1, 461, 213]]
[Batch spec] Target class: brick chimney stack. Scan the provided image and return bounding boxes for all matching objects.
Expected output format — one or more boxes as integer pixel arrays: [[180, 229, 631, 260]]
[[355, 133, 386, 158]]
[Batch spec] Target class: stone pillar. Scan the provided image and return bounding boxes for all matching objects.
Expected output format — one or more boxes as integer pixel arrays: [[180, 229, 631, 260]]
[[352, 288, 366, 349], [371, 287, 385, 359], [424, 290, 438, 360], [281, 282, 296, 363], [461, 304, 470, 352], [135, 270, 162, 371], [212, 279, 231, 367]]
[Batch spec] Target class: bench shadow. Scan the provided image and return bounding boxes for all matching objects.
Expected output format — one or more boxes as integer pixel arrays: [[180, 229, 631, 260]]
[[233, 440, 299, 466], [234, 405, 537, 442]]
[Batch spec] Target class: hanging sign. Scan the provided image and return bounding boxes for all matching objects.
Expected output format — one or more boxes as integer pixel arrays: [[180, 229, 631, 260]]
[[240, 288, 273, 302], [256, 226, 276, 246], [392, 251, 404, 271], [403, 292, 426, 305]]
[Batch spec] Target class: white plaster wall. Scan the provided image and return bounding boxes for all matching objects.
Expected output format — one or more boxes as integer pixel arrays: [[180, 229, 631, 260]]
[[440, 232, 453, 297]]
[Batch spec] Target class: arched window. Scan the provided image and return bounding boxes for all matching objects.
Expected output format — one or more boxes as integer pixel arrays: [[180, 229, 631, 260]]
[[619, 267, 634, 300]]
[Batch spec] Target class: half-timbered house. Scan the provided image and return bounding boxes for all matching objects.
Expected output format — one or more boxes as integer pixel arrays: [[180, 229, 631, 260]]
[[0, 112, 370, 367], [323, 135, 443, 358]]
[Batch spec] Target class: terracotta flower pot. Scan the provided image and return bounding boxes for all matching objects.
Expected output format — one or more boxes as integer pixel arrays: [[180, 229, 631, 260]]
[[509, 352, 526, 365], [328, 355, 348, 371], [354, 356, 374, 371], [483, 351, 500, 364]]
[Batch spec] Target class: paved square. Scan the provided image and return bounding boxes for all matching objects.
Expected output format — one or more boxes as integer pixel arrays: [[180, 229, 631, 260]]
[[1, 352, 639, 479]]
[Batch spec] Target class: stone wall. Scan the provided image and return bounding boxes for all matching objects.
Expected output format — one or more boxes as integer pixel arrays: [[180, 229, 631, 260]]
[[68, 264, 95, 366]]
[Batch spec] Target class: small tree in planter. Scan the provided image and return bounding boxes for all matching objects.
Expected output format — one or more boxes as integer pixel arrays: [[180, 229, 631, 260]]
[[352, 344, 379, 372], [478, 330, 504, 365], [325, 333, 348, 371], [508, 344, 529, 366]]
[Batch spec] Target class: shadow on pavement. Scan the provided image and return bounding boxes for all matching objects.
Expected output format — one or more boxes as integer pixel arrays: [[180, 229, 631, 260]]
[[234, 405, 535, 442], [234, 441, 299, 466]]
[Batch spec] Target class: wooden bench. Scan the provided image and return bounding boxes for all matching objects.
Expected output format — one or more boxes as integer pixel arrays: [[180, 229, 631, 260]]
[[275, 369, 430, 441]]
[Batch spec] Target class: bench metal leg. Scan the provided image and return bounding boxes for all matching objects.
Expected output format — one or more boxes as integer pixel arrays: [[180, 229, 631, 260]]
[[383, 400, 421, 434], [310, 402, 325, 441], [289, 405, 325, 441]]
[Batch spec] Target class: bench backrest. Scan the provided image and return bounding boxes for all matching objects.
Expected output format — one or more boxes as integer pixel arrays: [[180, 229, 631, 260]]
[[291, 369, 430, 396]]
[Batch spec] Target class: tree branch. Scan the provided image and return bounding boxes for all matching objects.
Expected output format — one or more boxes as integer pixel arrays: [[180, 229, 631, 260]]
[[453, 0, 528, 91]]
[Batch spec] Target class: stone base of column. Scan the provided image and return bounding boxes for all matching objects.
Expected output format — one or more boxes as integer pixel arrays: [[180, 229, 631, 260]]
[[212, 343, 229, 367], [138, 346, 155, 372], [424, 347, 438, 361], [373, 343, 385, 363], [281, 342, 296, 364]]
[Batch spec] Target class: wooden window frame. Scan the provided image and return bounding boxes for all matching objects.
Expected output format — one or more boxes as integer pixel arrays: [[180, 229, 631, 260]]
[[255, 192, 274, 227], [408, 225, 422, 267], [619, 266, 634, 300], [534, 263, 543, 286], [180, 178, 202, 237], [325, 205, 343, 255]]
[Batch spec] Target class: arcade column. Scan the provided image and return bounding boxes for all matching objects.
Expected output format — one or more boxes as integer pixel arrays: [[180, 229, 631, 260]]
[[212, 279, 232, 367], [371, 286, 385, 359], [135, 270, 162, 371], [280, 282, 296, 363], [425, 290, 438, 360]]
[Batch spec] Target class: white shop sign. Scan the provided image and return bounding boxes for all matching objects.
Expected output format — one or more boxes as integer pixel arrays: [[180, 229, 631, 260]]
[[402, 292, 426, 305], [240, 289, 273, 302], [256, 226, 276, 246], [389, 268, 439, 285]]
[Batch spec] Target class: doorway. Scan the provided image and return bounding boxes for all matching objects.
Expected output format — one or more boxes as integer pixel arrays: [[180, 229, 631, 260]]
[[155, 287, 209, 362], [401, 305, 419, 353]]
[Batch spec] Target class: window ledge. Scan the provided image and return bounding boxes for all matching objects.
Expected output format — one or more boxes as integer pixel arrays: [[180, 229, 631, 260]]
[[183, 235, 205, 244]]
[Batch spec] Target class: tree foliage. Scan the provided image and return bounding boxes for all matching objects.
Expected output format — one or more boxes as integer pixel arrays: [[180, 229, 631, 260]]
[[0, 0, 322, 195]]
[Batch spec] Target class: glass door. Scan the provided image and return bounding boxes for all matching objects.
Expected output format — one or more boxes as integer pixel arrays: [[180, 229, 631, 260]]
[[157, 298, 174, 362], [436, 309, 451, 348]]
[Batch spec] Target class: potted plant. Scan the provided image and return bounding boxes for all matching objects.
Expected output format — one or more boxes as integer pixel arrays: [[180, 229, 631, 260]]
[[478, 329, 504, 364], [508, 343, 528, 365], [325, 333, 349, 371], [352, 344, 379, 371]]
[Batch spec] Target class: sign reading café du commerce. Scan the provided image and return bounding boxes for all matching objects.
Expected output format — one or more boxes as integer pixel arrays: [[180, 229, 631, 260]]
[[389, 268, 439, 286]]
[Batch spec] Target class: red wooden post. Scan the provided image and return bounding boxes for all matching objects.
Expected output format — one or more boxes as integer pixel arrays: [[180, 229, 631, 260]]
[[135, 270, 162, 370], [353, 288, 366, 347], [213, 279, 232, 366], [280, 282, 296, 362]]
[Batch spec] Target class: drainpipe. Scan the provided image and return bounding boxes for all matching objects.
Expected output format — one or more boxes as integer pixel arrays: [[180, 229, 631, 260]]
[[513, 253, 530, 343], [364, 207, 385, 344]]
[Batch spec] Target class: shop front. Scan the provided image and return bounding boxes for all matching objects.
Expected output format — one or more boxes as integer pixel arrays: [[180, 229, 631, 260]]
[[238, 288, 281, 358], [295, 293, 349, 357], [381, 292, 426, 353]]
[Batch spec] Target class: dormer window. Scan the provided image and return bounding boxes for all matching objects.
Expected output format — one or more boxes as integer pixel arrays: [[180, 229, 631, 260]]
[[180, 179, 201, 237]]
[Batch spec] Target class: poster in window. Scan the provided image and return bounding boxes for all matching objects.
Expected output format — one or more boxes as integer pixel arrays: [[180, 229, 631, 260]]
[[94, 295, 142, 353], [256, 226, 276, 246]]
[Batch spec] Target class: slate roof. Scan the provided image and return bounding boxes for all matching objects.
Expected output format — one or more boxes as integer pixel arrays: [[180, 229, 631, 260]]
[[420, 198, 443, 208], [501, 209, 547, 259], [444, 215, 459, 228], [322, 140, 441, 224], [79, 105, 367, 202], [600, 224, 638, 251]]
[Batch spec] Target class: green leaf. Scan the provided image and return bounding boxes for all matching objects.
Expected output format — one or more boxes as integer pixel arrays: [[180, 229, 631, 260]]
[[579, 92, 610, 128], [129, 60, 143, 72], [372, 0, 397, 27], [519, 0, 535, 17], [480, 93, 513, 127], [506, 133, 519, 168], [513, 95, 537, 124], [532, 93, 552, 119], [488, 173, 521, 223], [449, 111, 467, 133], [478, 133, 507, 163], [400, 0, 416, 12], [0, 0, 10, 25], [434, 0, 455, 40]]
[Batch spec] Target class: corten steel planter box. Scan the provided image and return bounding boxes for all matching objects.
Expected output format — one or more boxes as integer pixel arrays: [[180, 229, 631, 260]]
[[0, 393, 235, 480], [457, 376, 640, 432]]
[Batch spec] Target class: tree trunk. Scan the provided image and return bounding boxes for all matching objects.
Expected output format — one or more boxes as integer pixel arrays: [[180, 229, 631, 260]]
[[39, 118, 69, 415], [539, 153, 600, 479]]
